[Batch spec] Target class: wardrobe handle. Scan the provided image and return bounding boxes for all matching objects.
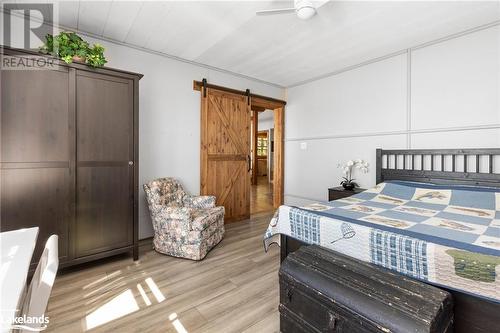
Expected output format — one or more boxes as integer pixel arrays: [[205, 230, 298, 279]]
[[128, 161, 134, 166], [247, 155, 251, 172]]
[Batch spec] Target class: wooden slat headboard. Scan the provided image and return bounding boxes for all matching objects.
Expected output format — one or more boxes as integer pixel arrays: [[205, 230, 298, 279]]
[[376, 148, 500, 188]]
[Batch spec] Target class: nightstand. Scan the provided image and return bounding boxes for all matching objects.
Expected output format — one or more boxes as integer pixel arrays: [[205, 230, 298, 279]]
[[328, 186, 366, 201]]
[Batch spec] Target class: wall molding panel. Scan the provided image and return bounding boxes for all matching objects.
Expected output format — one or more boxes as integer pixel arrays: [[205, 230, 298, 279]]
[[286, 124, 500, 142], [406, 49, 412, 149], [286, 23, 500, 142], [285, 23, 500, 205]]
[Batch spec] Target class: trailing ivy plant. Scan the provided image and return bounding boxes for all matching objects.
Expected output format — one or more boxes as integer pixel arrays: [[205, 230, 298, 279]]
[[40, 31, 107, 68], [86, 44, 107, 67]]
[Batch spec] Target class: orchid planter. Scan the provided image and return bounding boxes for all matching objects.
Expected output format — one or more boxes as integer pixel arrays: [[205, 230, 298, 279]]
[[341, 181, 357, 191], [338, 159, 369, 191]]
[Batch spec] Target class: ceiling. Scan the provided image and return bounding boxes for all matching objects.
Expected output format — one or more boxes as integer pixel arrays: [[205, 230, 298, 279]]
[[33, 1, 500, 86]]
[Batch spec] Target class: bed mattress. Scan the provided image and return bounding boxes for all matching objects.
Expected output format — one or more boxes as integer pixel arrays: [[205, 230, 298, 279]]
[[264, 181, 500, 302]]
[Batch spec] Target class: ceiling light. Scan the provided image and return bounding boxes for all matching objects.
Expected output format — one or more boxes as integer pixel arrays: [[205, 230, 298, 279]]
[[297, 6, 316, 20]]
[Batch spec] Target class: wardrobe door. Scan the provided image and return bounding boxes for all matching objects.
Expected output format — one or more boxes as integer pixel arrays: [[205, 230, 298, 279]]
[[1, 66, 72, 265], [75, 71, 134, 258]]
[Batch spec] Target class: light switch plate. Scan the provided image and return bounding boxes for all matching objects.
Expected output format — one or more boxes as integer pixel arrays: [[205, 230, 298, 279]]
[[300, 142, 307, 150]]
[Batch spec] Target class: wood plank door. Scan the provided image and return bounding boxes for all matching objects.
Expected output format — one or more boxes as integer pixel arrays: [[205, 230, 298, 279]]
[[201, 88, 251, 222], [75, 71, 134, 258]]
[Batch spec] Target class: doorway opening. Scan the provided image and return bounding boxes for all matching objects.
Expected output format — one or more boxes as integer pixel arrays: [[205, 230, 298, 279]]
[[195, 79, 285, 222], [250, 110, 274, 214]]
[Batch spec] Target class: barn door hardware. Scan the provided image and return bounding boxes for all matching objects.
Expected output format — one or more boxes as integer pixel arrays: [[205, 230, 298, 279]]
[[245, 89, 250, 105], [202, 78, 207, 97]]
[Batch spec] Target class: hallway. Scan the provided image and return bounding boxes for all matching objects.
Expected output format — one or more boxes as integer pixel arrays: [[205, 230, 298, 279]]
[[250, 176, 274, 215]]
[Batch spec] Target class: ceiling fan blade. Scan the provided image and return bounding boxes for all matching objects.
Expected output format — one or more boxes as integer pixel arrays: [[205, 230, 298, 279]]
[[256, 8, 296, 16]]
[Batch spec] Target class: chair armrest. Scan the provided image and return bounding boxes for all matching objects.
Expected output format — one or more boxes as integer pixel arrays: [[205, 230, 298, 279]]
[[184, 195, 216, 208], [190, 206, 225, 231]]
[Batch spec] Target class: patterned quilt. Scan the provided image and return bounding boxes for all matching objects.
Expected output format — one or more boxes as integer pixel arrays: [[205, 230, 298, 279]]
[[264, 181, 500, 302]]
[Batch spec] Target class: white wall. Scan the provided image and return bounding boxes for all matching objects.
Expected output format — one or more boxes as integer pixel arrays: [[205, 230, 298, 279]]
[[285, 24, 500, 205], [5, 14, 285, 239], [258, 110, 274, 131]]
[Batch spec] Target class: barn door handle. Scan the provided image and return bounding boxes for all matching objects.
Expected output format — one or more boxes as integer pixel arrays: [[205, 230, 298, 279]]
[[247, 155, 251, 172]]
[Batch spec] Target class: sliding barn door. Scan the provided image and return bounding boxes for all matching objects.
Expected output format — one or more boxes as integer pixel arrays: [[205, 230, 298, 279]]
[[201, 88, 251, 222]]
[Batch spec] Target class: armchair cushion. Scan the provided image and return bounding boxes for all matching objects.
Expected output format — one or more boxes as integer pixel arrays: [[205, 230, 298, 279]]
[[153, 206, 193, 223], [155, 207, 225, 243]]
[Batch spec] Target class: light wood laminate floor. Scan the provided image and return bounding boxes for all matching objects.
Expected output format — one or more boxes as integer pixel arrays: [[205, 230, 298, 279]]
[[45, 212, 279, 333]]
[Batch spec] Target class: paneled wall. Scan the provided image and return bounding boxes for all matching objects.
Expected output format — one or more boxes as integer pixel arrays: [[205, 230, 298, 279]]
[[285, 24, 500, 205]]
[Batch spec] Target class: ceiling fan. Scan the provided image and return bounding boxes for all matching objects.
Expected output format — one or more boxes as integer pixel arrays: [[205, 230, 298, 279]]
[[256, 0, 329, 20]]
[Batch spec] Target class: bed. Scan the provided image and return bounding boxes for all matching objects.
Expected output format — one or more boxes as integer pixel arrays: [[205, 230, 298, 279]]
[[265, 148, 500, 333]]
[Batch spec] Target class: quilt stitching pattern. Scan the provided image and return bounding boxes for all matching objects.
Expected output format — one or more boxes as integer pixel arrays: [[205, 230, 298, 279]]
[[370, 230, 429, 280], [313, 182, 500, 254]]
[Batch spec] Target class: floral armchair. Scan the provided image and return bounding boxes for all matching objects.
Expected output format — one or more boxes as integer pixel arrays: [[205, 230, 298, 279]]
[[143, 177, 225, 260]]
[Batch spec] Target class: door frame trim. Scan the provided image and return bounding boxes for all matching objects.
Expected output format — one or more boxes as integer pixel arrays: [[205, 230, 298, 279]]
[[251, 110, 258, 185], [193, 80, 286, 107]]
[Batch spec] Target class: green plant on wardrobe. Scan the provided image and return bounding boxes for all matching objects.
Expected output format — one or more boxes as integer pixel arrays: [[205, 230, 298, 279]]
[[40, 31, 107, 68]]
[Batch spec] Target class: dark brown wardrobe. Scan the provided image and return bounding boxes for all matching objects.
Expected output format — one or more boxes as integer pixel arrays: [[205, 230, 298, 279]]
[[0, 47, 141, 268]]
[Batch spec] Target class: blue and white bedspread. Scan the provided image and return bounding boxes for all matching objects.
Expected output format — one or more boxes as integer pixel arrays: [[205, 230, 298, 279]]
[[264, 181, 500, 302]]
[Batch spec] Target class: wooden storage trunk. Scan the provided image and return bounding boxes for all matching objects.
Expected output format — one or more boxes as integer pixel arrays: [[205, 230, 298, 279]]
[[279, 245, 453, 333]]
